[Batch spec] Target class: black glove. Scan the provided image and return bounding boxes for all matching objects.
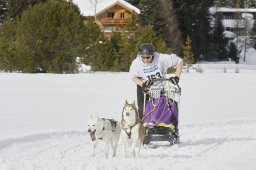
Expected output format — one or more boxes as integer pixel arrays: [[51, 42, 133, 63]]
[[170, 76, 179, 85], [142, 80, 153, 93]]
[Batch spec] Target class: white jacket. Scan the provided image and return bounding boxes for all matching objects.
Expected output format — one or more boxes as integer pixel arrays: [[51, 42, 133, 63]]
[[129, 52, 182, 81]]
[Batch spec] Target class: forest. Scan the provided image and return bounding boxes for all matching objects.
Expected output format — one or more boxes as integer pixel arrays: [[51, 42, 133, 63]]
[[0, 0, 256, 73]]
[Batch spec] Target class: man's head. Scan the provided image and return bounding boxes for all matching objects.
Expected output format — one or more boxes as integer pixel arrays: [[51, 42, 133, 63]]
[[139, 43, 155, 64]]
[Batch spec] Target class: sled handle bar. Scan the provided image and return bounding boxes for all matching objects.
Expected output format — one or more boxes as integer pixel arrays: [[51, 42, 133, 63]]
[[152, 78, 181, 90]]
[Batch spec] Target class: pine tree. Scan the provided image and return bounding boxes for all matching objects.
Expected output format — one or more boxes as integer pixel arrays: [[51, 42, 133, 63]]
[[139, 0, 182, 55], [15, 0, 87, 73], [0, 20, 17, 71], [7, 0, 46, 19], [0, 0, 8, 24], [183, 35, 195, 69], [158, 0, 183, 55], [228, 42, 238, 63], [117, 34, 134, 71], [172, 0, 211, 60], [250, 0, 256, 7], [250, 19, 256, 49], [82, 20, 118, 71], [89, 40, 116, 71], [213, 17, 228, 61], [124, 0, 140, 7], [138, 0, 163, 41], [112, 25, 170, 72], [82, 20, 104, 66], [134, 25, 170, 54]]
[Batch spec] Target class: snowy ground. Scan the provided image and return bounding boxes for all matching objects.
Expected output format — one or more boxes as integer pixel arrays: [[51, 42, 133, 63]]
[[1, 64, 256, 170]]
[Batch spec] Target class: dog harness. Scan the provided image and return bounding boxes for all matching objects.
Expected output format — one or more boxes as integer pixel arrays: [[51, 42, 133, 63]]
[[124, 123, 137, 139]]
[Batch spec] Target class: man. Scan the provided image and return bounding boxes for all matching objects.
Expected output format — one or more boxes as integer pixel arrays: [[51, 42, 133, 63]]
[[129, 43, 183, 119]]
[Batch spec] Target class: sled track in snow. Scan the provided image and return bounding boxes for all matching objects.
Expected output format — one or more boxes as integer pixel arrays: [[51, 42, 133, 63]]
[[1, 118, 256, 170], [0, 131, 87, 150]]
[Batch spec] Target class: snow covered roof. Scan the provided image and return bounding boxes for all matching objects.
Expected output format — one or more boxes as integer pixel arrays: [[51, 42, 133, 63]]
[[209, 7, 256, 15], [72, 0, 140, 17], [241, 13, 254, 19], [223, 31, 236, 38]]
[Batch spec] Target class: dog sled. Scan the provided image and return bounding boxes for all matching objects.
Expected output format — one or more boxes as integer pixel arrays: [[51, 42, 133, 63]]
[[142, 78, 181, 145]]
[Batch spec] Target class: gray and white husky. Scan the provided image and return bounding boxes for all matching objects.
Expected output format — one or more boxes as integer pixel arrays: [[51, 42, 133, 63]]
[[87, 115, 121, 158], [119, 100, 145, 158]]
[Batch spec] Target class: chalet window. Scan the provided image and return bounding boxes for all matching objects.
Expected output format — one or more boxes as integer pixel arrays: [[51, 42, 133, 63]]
[[223, 13, 233, 19], [104, 25, 115, 32], [108, 12, 115, 18], [120, 13, 125, 18], [226, 27, 232, 31]]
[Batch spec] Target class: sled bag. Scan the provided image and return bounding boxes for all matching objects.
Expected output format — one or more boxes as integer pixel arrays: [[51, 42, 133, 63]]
[[143, 96, 178, 130]]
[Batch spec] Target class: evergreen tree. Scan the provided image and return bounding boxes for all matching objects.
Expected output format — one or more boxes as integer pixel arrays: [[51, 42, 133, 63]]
[[112, 25, 170, 72], [228, 42, 238, 63], [89, 40, 116, 71], [139, 0, 182, 55], [134, 25, 170, 54], [15, 0, 87, 73], [117, 33, 134, 71], [0, 20, 17, 71], [250, 0, 256, 7], [158, 0, 183, 55], [172, 0, 211, 61], [0, 0, 8, 24], [250, 19, 256, 49], [183, 35, 195, 68], [138, 0, 163, 40], [125, 0, 140, 7], [82, 20, 104, 66], [82, 21, 117, 71], [7, 0, 46, 19], [213, 17, 228, 60]]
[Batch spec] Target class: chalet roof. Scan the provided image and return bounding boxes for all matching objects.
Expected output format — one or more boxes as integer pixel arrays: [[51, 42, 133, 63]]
[[72, 0, 140, 17], [209, 7, 256, 15]]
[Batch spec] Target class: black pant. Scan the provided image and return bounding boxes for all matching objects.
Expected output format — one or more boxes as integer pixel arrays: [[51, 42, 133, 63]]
[[137, 85, 149, 119]]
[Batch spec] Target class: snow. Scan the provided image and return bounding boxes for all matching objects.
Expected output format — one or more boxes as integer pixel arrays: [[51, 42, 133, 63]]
[[72, 0, 140, 17], [222, 19, 246, 29], [223, 30, 236, 38], [1, 53, 256, 169], [209, 7, 256, 15], [242, 13, 254, 19], [1, 63, 256, 169]]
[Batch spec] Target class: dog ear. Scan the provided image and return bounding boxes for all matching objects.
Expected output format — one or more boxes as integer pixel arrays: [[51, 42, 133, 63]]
[[132, 100, 136, 106], [125, 100, 128, 105]]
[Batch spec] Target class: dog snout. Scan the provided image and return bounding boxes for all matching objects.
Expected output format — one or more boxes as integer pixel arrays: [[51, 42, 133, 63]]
[[126, 112, 129, 116], [88, 129, 91, 132]]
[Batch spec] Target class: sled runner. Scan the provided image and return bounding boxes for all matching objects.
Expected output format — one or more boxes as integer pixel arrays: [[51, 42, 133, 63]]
[[142, 78, 181, 145]]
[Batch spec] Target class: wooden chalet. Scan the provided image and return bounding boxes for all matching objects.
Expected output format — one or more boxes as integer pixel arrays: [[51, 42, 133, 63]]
[[72, 0, 140, 37]]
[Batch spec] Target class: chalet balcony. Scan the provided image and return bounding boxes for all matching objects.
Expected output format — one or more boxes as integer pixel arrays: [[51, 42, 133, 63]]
[[100, 18, 130, 25]]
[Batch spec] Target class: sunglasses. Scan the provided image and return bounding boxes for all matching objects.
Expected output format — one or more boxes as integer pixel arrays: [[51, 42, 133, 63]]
[[141, 55, 153, 59]]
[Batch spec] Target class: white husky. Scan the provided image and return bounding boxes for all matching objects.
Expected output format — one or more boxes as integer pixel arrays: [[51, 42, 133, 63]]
[[87, 115, 121, 158], [119, 100, 145, 158]]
